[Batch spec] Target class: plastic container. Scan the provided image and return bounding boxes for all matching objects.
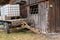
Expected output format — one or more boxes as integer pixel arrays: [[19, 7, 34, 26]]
[[1, 4, 20, 17]]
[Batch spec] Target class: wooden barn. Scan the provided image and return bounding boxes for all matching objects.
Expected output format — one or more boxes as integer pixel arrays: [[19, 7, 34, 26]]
[[0, 0, 60, 33]]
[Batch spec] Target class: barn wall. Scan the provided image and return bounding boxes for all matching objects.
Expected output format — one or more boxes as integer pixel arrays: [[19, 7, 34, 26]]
[[38, 1, 49, 33], [20, 5, 27, 18], [48, 0, 60, 33], [27, 1, 49, 33], [27, 0, 46, 5], [0, 0, 9, 5]]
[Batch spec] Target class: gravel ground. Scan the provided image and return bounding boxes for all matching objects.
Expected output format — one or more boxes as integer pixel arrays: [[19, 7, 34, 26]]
[[46, 33, 60, 40]]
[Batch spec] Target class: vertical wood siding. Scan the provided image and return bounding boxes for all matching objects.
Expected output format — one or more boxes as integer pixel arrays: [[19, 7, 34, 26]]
[[49, 0, 60, 33], [39, 1, 49, 33], [28, 1, 49, 33]]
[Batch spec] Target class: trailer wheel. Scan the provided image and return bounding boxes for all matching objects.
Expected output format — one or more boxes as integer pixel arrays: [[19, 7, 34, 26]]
[[4, 22, 10, 34]]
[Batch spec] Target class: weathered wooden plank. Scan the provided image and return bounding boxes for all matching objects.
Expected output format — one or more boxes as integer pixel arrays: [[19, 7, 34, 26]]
[[27, 1, 49, 33], [48, 0, 60, 33], [27, 0, 46, 5], [48, 0, 56, 32], [21, 21, 41, 34]]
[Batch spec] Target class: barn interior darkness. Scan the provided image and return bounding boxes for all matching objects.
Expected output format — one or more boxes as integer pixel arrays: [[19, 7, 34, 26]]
[[0, 0, 10, 5], [30, 5, 38, 14], [20, 1, 27, 18]]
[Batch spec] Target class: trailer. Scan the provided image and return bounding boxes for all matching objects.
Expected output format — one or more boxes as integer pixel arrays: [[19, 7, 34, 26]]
[[0, 19, 41, 34], [0, 19, 25, 33]]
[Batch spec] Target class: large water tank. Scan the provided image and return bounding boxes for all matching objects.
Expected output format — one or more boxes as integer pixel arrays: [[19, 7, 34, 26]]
[[1, 4, 20, 17]]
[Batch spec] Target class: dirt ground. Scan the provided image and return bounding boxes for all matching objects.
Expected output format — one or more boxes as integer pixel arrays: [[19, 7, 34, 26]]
[[0, 30, 60, 40], [0, 26, 60, 40], [0, 29, 48, 40], [47, 33, 60, 40]]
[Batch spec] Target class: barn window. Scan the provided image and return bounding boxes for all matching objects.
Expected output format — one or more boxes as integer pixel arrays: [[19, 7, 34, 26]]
[[30, 5, 38, 14]]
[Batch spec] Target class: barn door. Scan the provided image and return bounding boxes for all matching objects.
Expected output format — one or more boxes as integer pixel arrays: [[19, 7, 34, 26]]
[[30, 5, 39, 28], [49, 0, 60, 33], [29, 1, 49, 33]]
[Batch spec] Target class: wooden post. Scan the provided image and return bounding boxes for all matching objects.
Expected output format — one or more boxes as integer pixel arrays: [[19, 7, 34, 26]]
[[27, 6, 30, 19]]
